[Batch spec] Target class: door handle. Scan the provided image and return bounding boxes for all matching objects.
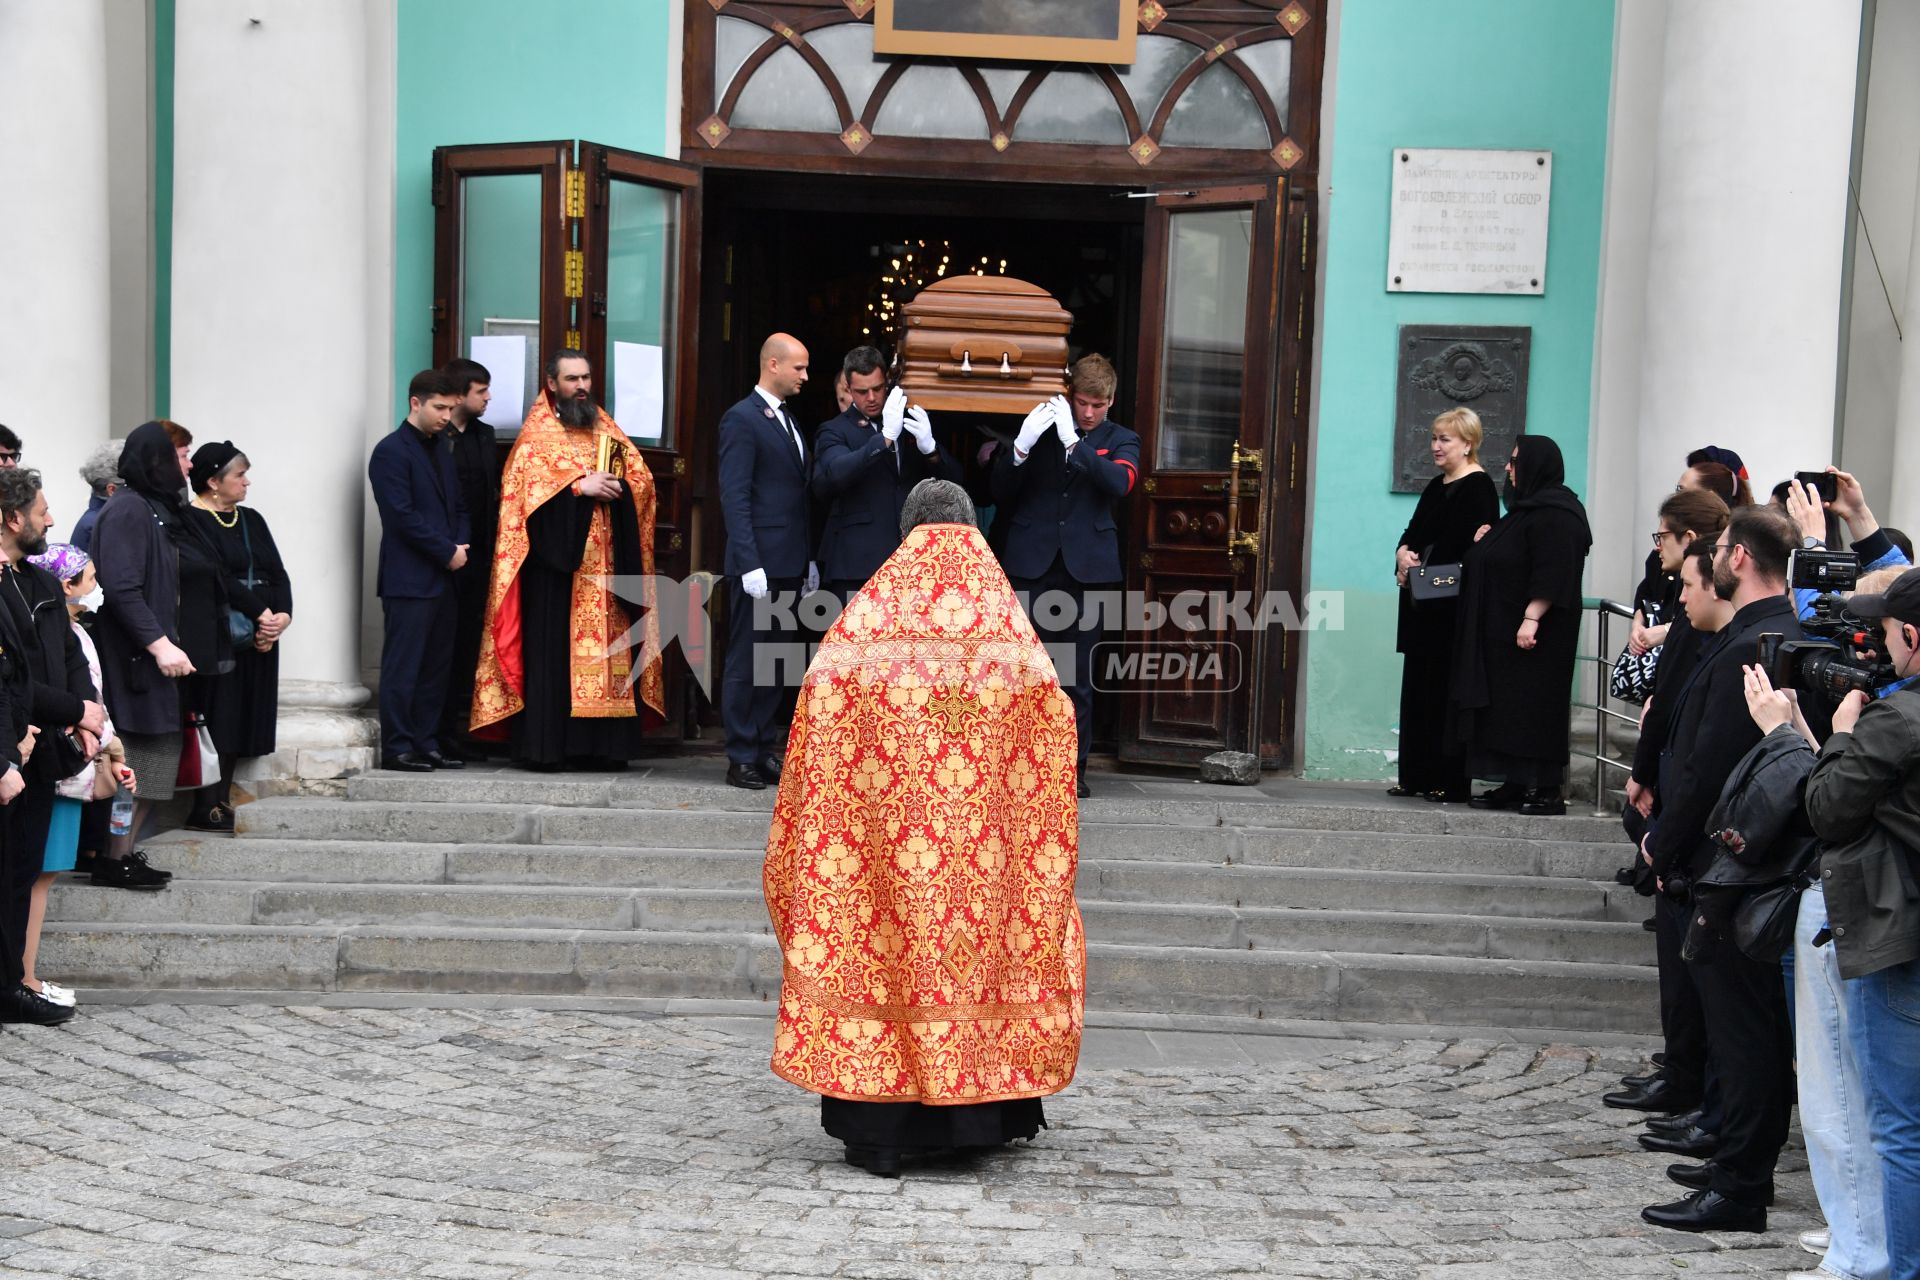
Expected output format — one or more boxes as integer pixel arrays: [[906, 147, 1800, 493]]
[[1225, 442, 1260, 559]]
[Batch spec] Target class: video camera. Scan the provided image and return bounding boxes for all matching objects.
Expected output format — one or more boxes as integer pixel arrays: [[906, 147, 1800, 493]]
[[1755, 548, 1893, 704]]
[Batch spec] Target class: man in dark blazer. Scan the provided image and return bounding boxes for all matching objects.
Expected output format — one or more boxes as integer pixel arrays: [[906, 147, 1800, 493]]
[[718, 333, 816, 790], [437, 357, 500, 761], [992, 354, 1140, 798], [369, 369, 469, 773], [1638, 506, 1805, 1235], [812, 345, 962, 600]]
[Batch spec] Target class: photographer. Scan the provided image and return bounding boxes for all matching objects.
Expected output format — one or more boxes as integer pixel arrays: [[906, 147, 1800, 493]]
[[1784, 467, 1910, 622], [1801, 566, 1920, 1280], [1638, 506, 1803, 1234]]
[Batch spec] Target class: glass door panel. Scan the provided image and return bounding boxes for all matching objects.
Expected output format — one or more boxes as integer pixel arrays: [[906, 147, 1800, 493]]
[[604, 179, 679, 448], [1155, 206, 1253, 471], [459, 172, 544, 433]]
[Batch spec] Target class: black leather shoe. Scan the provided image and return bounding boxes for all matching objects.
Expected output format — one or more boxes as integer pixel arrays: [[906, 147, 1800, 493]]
[[845, 1145, 901, 1178], [0, 984, 75, 1026], [382, 753, 434, 773], [1603, 1078, 1701, 1112], [1641, 1189, 1765, 1234], [1665, 1163, 1773, 1204], [1468, 785, 1522, 810], [1618, 1072, 1656, 1090], [1517, 790, 1566, 816], [422, 750, 465, 771], [1077, 769, 1092, 799], [1646, 1107, 1706, 1134], [184, 803, 234, 834], [1638, 1124, 1719, 1158], [726, 762, 768, 791], [759, 755, 783, 783]]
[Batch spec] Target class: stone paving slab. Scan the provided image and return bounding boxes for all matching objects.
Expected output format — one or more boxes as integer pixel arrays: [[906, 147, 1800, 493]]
[[0, 1005, 1816, 1278]]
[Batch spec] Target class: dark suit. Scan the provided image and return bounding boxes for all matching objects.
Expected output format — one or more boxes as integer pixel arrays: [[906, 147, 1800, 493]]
[[440, 417, 499, 750], [717, 390, 812, 767], [0, 589, 29, 987], [369, 421, 469, 758], [1647, 593, 1804, 1208], [812, 405, 962, 595], [991, 419, 1141, 766]]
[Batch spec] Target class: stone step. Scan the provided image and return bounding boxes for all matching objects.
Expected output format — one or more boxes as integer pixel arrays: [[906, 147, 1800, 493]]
[[337, 773, 1629, 842], [46, 880, 1653, 965], [154, 824, 1629, 884], [132, 839, 1641, 921], [38, 924, 1659, 1033], [237, 797, 1629, 861]]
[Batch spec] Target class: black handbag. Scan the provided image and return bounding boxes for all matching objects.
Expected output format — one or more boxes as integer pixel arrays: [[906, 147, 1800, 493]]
[[1731, 867, 1817, 963], [1410, 546, 1462, 603], [225, 513, 260, 647]]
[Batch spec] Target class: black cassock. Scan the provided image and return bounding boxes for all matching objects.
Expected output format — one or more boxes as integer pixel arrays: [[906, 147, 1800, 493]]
[[1450, 493, 1591, 788], [821, 1097, 1046, 1173], [511, 484, 649, 766]]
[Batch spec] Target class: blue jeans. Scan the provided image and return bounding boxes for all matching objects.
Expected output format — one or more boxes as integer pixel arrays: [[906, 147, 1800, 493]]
[[1796, 887, 1887, 1279], [1845, 954, 1920, 1280]]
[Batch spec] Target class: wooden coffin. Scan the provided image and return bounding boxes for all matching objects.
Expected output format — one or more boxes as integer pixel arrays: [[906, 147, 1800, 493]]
[[896, 276, 1073, 416]]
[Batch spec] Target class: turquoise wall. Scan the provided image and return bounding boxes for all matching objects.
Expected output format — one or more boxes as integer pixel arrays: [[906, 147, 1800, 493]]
[[393, 0, 674, 418], [1303, 0, 1615, 778]]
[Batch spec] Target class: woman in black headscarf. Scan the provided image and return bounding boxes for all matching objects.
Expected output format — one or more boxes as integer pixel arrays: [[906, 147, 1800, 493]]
[[89, 421, 229, 885], [1449, 435, 1592, 816], [186, 441, 292, 832]]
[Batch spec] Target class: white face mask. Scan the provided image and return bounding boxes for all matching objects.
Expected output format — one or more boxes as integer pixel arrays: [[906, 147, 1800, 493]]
[[74, 588, 103, 611]]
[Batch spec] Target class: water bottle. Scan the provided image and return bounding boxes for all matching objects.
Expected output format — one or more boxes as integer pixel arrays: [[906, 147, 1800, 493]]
[[109, 783, 134, 838]]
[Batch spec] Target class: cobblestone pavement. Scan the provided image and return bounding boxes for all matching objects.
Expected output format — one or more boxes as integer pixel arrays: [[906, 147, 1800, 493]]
[[0, 1007, 1822, 1278]]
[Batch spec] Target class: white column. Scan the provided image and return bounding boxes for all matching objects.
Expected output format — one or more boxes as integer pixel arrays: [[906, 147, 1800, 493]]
[[1632, 0, 1863, 520], [1889, 143, 1920, 539], [171, 0, 395, 790], [0, 0, 113, 526]]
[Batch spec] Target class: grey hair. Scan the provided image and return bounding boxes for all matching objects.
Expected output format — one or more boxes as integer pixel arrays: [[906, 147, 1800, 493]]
[[899, 479, 976, 536], [79, 440, 124, 495]]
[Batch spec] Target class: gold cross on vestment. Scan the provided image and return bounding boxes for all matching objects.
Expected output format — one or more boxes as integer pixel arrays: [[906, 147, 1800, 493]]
[[928, 686, 977, 736]]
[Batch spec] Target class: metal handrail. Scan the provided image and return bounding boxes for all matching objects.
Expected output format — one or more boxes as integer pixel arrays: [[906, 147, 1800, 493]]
[[1574, 597, 1638, 816]]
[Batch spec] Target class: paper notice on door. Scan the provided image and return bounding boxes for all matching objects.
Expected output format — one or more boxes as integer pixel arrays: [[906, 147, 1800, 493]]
[[469, 334, 527, 429], [613, 341, 665, 443]]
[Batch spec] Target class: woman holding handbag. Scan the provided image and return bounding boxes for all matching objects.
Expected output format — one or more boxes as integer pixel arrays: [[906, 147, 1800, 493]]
[[186, 443, 292, 833], [1390, 408, 1499, 802]]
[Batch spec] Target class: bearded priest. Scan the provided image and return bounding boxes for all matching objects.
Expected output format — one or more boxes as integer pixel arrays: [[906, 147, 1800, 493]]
[[763, 478, 1084, 1177], [470, 348, 665, 769]]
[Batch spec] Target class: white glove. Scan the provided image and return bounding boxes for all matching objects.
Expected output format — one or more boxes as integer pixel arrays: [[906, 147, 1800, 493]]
[[1051, 394, 1076, 449], [742, 568, 769, 599], [881, 386, 906, 444], [1014, 400, 1052, 454], [804, 561, 820, 596], [906, 405, 935, 455]]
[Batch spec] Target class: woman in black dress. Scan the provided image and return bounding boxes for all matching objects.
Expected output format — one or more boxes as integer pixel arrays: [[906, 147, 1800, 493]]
[[1391, 408, 1500, 802], [186, 443, 292, 832], [1450, 435, 1592, 816]]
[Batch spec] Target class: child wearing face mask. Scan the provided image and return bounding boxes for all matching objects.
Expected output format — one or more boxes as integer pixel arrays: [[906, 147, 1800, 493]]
[[26, 544, 137, 1006]]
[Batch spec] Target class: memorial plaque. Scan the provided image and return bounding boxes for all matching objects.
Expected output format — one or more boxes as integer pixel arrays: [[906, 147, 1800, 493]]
[[1386, 148, 1551, 295], [1393, 326, 1530, 494]]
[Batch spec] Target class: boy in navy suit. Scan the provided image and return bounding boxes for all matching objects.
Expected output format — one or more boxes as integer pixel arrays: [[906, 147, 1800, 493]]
[[992, 354, 1140, 797], [368, 369, 468, 772], [717, 333, 817, 790], [812, 345, 962, 600]]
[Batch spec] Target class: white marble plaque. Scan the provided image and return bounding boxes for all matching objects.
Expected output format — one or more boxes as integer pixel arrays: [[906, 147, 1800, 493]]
[[1386, 148, 1551, 295]]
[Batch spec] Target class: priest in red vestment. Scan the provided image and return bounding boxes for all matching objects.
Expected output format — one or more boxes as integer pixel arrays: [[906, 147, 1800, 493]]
[[763, 478, 1084, 1176]]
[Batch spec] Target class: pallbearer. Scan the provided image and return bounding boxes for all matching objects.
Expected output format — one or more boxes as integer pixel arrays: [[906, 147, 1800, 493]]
[[764, 479, 1084, 1177], [470, 348, 665, 770]]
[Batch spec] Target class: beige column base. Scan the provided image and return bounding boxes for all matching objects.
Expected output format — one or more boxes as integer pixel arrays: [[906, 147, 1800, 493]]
[[234, 679, 378, 799]]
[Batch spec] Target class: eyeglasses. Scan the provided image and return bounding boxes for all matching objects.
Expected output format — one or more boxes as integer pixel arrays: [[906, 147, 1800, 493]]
[[1709, 542, 1737, 557], [1650, 531, 1675, 546]]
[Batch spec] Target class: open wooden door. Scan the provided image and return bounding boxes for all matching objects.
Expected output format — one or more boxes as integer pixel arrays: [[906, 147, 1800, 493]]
[[1119, 180, 1285, 765]]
